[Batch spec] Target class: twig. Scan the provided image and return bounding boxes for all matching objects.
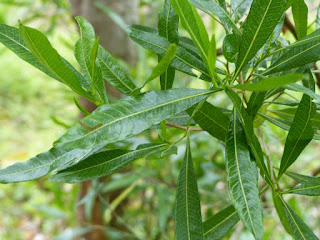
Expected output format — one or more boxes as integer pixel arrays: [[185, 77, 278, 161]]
[[164, 121, 203, 132], [258, 128, 275, 183]]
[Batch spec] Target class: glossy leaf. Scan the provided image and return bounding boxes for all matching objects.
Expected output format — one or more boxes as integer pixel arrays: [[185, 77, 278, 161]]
[[284, 177, 320, 196], [0, 24, 59, 81], [278, 95, 316, 178], [292, 0, 308, 39], [265, 29, 320, 75], [190, 0, 241, 35], [272, 190, 292, 235], [225, 108, 264, 240], [129, 26, 211, 81], [49, 143, 168, 183], [158, 0, 179, 90], [98, 46, 137, 95], [222, 34, 238, 63], [187, 101, 230, 142], [234, 74, 303, 92], [170, 0, 210, 66], [175, 139, 203, 240], [0, 148, 94, 183], [279, 196, 319, 240], [234, 0, 286, 80], [55, 89, 213, 149], [19, 23, 93, 101], [285, 171, 316, 183], [203, 205, 239, 240]]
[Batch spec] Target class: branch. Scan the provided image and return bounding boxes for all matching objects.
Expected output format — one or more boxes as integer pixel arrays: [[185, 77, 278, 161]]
[[165, 121, 203, 132]]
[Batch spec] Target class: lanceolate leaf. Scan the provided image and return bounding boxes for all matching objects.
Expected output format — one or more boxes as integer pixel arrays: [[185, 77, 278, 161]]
[[247, 92, 266, 119], [170, 0, 210, 66], [203, 205, 240, 240], [231, 0, 253, 21], [55, 89, 214, 149], [190, 0, 241, 35], [285, 84, 320, 102], [317, 5, 320, 29], [49, 143, 168, 183], [292, 0, 308, 39], [279, 196, 319, 240], [129, 26, 211, 81], [98, 46, 137, 95], [19, 23, 93, 101], [285, 171, 316, 183], [234, 74, 303, 92], [278, 95, 316, 178], [0, 24, 58, 81], [272, 190, 292, 235], [284, 178, 320, 196], [187, 101, 230, 142], [158, 0, 179, 90], [264, 29, 320, 75], [234, 0, 286, 80], [0, 148, 94, 183], [225, 109, 264, 240], [175, 139, 203, 240]]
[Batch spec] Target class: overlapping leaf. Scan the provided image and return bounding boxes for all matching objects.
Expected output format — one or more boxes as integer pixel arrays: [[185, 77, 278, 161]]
[[272, 190, 292, 235], [187, 101, 230, 142], [292, 0, 308, 39], [175, 140, 203, 240], [129, 26, 211, 81], [55, 89, 213, 149], [278, 95, 316, 178], [225, 109, 264, 240], [49, 143, 168, 183], [285, 171, 316, 183], [234, 0, 286, 80], [203, 205, 239, 240], [284, 178, 320, 196]]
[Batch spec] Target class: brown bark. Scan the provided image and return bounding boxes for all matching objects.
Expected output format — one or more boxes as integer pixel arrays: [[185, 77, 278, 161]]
[[70, 1, 138, 239]]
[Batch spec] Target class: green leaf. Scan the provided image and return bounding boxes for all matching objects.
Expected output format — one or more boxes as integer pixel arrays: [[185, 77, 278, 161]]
[[284, 177, 320, 196], [233, 0, 287, 80], [190, 0, 241, 35], [19, 23, 93, 101], [0, 24, 59, 81], [285, 83, 320, 102], [170, 0, 210, 66], [264, 29, 320, 75], [187, 101, 230, 142], [272, 190, 292, 235], [49, 143, 168, 183], [231, 0, 253, 21], [285, 171, 316, 183], [247, 92, 266, 119], [98, 46, 137, 95], [292, 0, 308, 39], [55, 89, 214, 149], [317, 5, 320, 29], [278, 95, 316, 178], [279, 196, 319, 240], [226, 89, 274, 187], [0, 148, 94, 183], [222, 34, 239, 63], [130, 26, 211, 81], [225, 108, 264, 240], [175, 139, 203, 240], [234, 74, 304, 91], [208, 34, 218, 86], [203, 205, 240, 240], [158, 0, 179, 90], [147, 44, 177, 82]]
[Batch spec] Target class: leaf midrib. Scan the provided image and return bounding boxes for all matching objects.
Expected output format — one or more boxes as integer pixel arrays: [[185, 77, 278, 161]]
[[203, 211, 237, 235]]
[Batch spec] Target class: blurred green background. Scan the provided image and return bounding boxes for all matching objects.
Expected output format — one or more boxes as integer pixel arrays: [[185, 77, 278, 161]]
[[0, 0, 320, 239]]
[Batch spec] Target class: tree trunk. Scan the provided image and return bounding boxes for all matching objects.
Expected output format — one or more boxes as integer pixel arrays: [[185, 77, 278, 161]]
[[70, 1, 138, 239]]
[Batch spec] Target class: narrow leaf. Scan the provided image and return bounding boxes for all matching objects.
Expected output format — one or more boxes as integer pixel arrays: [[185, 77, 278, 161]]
[[284, 177, 320, 196], [222, 34, 239, 63], [187, 101, 230, 142], [19, 23, 92, 100], [190, 0, 241, 36], [0, 24, 59, 81], [264, 29, 320, 75], [285, 171, 316, 183], [292, 0, 308, 39], [208, 34, 218, 86], [225, 108, 264, 239], [285, 83, 320, 102], [175, 139, 203, 240], [130, 26, 211, 81], [49, 143, 168, 183], [247, 92, 266, 120], [278, 95, 316, 178], [234, 0, 286, 80], [317, 5, 320, 29], [279, 196, 319, 240], [203, 205, 240, 240], [272, 190, 292, 235], [234, 74, 303, 92], [98, 46, 137, 95], [0, 148, 94, 183], [55, 89, 214, 149], [170, 0, 210, 66], [231, 0, 253, 21]]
